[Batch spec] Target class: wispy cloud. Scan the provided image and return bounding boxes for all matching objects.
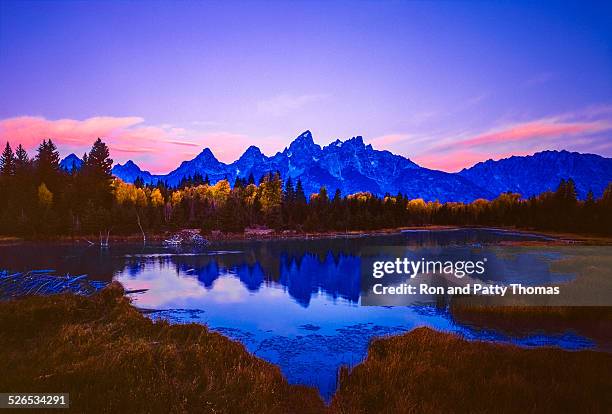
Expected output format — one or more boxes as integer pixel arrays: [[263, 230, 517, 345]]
[[257, 93, 329, 117], [370, 107, 612, 172], [457, 119, 611, 148], [164, 140, 201, 147], [414, 150, 520, 172], [411, 116, 612, 171], [0, 116, 278, 174], [368, 133, 412, 147], [0, 116, 145, 148]]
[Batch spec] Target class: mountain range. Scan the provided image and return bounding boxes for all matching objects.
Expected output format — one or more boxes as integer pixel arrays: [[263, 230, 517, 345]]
[[60, 130, 612, 202]]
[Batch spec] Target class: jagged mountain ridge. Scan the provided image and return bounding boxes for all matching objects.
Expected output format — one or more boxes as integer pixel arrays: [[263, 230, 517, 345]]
[[459, 150, 612, 199], [110, 131, 491, 202], [61, 130, 612, 202]]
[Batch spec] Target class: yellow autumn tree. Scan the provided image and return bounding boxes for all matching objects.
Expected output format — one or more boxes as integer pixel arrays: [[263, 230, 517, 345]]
[[171, 190, 183, 206], [210, 179, 231, 207], [258, 173, 282, 214], [242, 183, 258, 206], [347, 192, 373, 203], [114, 180, 137, 205], [37, 183, 53, 208], [135, 188, 147, 207], [150, 188, 164, 207]]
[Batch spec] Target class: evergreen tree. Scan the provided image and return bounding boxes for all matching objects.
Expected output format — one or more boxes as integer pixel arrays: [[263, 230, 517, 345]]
[[86, 138, 113, 178], [134, 176, 145, 188], [602, 183, 612, 204], [35, 139, 61, 191], [234, 176, 245, 189], [565, 178, 578, 203], [333, 188, 342, 204], [317, 186, 329, 204], [0, 142, 15, 176], [585, 189, 595, 206], [79, 138, 114, 209], [283, 177, 295, 203], [295, 179, 307, 205], [14, 144, 29, 171]]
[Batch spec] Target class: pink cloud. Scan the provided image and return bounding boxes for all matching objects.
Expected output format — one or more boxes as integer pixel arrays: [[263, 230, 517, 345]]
[[368, 134, 411, 147], [414, 150, 529, 172], [410, 118, 612, 172], [0, 116, 271, 174], [165, 140, 201, 147], [0, 116, 144, 149], [459, 120, 610, 148]]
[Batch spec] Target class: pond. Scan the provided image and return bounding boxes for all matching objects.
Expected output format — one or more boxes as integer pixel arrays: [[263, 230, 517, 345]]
[[0, 228, 606, 400]]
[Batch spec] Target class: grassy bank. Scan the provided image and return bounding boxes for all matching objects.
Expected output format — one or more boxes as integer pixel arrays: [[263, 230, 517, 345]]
[[451, 304, 612, 349], [449, 247, 612, 349], [331, 327, 612, 414], [0, 225, 454, 244], [1, 285, 611, 413], [0, 283, 324, 413]]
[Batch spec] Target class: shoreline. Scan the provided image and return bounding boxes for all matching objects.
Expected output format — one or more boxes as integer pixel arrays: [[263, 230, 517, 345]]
[[2, 225, 612, 246]]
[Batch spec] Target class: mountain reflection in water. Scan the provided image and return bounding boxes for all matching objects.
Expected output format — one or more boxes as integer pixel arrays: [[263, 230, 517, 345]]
[[0, 229, 599, 400]]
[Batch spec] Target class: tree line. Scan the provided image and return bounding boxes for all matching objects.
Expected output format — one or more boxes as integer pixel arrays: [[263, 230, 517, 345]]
[[1, 138, 611, 238]]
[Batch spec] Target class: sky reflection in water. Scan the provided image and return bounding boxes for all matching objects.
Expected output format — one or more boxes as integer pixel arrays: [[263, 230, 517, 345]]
[[0, 229, 595, 400], [109, 230, 590, 399]]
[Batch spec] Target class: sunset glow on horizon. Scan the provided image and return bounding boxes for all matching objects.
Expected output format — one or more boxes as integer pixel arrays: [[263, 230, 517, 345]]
[[1, 1, 611, 173]]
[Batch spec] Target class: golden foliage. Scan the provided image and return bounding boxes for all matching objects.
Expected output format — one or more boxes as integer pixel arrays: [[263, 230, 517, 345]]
[[347, 192, 373, 202], [114, 180, 148, 207], [37, 183, 53, 208], [150, 188, 164, 207]]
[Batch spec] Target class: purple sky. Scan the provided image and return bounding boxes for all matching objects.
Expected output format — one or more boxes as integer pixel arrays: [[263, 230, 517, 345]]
[[1, 0, 611, 173]]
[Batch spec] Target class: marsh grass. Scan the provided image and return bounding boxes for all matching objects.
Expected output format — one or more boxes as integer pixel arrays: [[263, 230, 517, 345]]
[[449, 247, 612, 349], [0, 283, 324, 413], [450, 304, 612, 349], [331, 327, 612, 414], [1, 284, 611, 413]]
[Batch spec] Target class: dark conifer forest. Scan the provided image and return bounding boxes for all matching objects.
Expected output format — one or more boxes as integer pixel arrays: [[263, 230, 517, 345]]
[[1, 138, 611, 238]]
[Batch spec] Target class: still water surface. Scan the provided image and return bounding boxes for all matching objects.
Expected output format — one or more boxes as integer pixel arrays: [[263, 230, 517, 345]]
[[0, 229, 597, 399]]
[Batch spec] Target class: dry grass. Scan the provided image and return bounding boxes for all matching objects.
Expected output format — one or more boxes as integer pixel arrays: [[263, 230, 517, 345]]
[[0, 283, 324, 414], [449, 247, 612, 349], [2, 285, 611, 413], [330, 327, 612, 414], [450, 304, 612, 349]]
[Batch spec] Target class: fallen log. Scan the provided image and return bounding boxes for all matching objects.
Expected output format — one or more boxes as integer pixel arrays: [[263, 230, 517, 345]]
[[0, 271, 109, 299]]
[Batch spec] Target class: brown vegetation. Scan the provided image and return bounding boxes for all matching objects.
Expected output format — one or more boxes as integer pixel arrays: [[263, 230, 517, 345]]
[[331, 327, 612, 414], [450, 304, 612, 350], [1, 285, 611, 413], [449, 248, 612, 349], [0, 283, 324, 413]]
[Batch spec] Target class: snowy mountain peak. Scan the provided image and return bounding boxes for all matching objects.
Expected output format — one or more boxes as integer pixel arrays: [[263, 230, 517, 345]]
[[288, 130, 321, 155]]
